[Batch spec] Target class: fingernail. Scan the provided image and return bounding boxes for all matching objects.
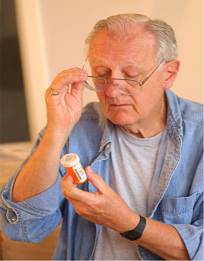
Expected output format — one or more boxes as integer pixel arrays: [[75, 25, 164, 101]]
[[81, 70, 87, 75], [87, 166, 92, 172]]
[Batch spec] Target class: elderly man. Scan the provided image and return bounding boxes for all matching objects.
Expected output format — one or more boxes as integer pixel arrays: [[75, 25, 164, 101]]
[[0, 14, 203, 260]]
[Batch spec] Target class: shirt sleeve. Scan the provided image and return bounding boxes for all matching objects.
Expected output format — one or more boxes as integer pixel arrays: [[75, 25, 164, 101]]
[[0, 130, 67, 243], [138, 192, 203, 260], [0, 172, 64, 243], [171, 192, 203, 260]]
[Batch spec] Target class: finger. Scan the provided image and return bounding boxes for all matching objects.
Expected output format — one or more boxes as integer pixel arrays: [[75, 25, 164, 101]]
[[61, 172, 94, 201], [46, 69, 87, 97], [67, 174, 74, 184], [85, 166, 106, 192], [68, 82, 84, 102], [61, 173, 76, 189]]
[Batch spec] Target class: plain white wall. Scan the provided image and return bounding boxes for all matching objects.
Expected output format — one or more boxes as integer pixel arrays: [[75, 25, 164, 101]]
[[15, 0, 203, 141]]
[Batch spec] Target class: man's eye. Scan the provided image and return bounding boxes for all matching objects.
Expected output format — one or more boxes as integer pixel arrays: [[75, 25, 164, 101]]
[[124, 74, 139, 79], [126, 75, 136, 78], [98, 73, 110, 78]]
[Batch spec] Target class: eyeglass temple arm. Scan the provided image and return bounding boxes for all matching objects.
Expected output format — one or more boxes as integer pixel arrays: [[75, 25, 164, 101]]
[[82, 56, 89, 69], [141, 59, 165, 85]]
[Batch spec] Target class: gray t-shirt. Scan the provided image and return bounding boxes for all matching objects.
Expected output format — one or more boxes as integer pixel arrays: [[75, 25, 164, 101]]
[[94, 125, 163, 260]]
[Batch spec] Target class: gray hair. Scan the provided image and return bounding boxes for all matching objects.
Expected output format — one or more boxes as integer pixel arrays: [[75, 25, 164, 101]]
[[85, 13, 178, 62]]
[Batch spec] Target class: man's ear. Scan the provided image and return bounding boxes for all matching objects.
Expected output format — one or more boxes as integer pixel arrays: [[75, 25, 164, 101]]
[[163, 60, 180, 89]]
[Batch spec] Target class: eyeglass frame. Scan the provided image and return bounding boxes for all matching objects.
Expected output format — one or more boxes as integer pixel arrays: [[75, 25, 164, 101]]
[[82, 57, 165, 95]]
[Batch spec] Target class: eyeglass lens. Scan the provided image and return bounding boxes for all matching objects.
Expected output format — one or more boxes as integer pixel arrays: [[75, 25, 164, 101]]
[[82, 58, 142, 95], [84, 76, 142, 95]]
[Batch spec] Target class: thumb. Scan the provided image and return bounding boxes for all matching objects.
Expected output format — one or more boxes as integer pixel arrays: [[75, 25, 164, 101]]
[[85, 166, 105, 191]]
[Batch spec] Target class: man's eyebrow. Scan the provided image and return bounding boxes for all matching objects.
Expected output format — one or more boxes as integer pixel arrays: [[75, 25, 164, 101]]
[[90, 58, 108, 65]]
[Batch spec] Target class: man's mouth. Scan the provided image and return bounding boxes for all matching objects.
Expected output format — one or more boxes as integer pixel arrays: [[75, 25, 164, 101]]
[[110, 104, 131, 107]]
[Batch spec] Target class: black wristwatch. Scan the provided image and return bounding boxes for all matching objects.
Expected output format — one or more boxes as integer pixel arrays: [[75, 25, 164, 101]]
[[120, 215, 146, 241]]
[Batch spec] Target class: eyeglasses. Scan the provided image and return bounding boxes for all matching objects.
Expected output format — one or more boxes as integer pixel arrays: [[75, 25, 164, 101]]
[[82, 58, 165, 95]]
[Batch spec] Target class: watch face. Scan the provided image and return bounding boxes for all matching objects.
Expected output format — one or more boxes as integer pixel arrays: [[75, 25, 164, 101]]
[[121, 231, 140, 241], [126, 234, 138, 241]]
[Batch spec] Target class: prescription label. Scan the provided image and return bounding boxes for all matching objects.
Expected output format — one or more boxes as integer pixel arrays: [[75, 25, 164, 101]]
[[73, 163, 87, 182]]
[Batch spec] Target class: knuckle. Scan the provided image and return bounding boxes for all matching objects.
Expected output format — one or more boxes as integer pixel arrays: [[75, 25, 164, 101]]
[[60, 179, 71, 198], [72, 67, 80, 72], [62, 189, 71, 200], [77, 206, 89, 217], [61, 188, 66, 198], [58, 77, 67, 85]]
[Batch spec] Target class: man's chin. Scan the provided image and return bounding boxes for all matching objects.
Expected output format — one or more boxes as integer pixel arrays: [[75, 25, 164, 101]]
[[106, 114, 134, 126]]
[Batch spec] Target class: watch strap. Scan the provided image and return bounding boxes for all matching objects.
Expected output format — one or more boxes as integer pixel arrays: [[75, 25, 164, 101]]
[[120, 215, 146, 241]]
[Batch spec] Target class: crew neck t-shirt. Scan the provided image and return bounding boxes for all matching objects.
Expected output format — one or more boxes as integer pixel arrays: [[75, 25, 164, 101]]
[[94, 125, 163, 260]]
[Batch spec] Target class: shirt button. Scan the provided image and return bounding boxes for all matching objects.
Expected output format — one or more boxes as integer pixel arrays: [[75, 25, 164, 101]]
[[11, 216, 17, 222]]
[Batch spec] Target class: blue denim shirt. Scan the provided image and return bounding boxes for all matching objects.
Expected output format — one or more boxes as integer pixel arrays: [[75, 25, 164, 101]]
[[0, 90, 203, 260]]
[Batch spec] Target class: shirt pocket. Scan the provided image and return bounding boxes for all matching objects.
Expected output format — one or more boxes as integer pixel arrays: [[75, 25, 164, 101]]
[[159, 192, 200, 224]]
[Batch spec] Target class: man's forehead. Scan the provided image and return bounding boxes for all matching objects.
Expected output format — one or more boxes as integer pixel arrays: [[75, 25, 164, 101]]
[[89, 27, 156, 64]]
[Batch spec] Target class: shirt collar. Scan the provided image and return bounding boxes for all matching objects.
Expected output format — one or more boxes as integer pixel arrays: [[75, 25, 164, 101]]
[[98, 118, 113, 154], [165, 89, 183, 144]]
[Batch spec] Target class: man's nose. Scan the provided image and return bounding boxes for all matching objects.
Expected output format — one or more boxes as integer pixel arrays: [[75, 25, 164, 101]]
[[104, 80, 121, 98]]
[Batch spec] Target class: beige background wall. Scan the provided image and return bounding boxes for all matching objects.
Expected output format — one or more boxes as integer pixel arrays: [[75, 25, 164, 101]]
[[15, 0, 203, 141]]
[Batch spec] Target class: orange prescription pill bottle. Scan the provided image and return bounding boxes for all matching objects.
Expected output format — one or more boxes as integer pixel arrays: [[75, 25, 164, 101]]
[[60, 153, 87, 184]]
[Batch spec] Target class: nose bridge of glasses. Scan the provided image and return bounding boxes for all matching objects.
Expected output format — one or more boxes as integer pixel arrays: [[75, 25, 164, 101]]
[[106, 78, 130, 96], [106, 78, 121, 87], [103, 78, 124, 96]]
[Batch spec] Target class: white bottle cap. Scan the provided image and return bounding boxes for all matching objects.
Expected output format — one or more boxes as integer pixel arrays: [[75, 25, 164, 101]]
[[60, 153, 79, 167]]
